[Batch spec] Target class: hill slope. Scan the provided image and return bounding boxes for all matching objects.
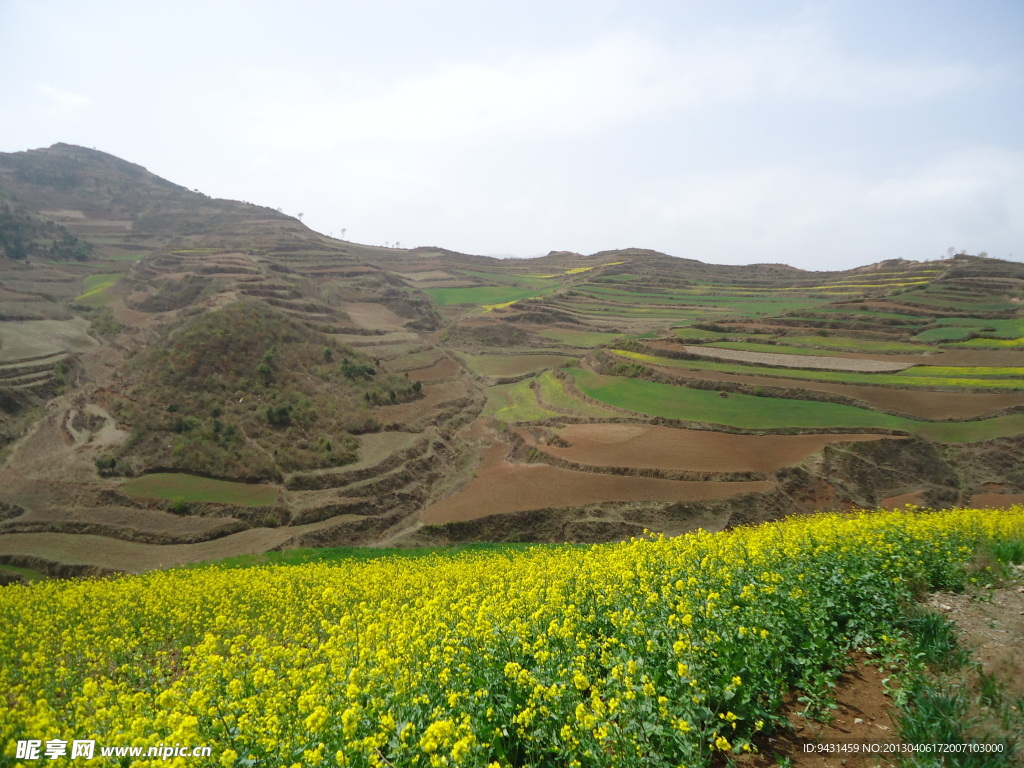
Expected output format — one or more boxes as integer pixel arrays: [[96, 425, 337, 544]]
[[0, 143, 1021, 578]]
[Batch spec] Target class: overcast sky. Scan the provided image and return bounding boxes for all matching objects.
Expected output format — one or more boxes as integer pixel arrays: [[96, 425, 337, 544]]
[[1, 0, 1022, 269]]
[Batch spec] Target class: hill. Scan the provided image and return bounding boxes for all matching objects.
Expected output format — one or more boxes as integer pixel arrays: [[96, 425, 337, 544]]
[[0, 143, 1022, 579]]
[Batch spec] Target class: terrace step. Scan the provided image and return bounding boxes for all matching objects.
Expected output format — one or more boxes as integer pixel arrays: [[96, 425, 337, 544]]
[[0, 351, 67, 368], [0, 370, 53, 388], [284, 435, 430, 491], [0, 361, 66, 381]]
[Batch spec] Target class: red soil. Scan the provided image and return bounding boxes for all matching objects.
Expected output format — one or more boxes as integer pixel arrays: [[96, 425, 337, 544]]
[[404, 356, 461, 382], [648, 365, 1024, 420], [419, 441, 772, 524], [524, 424, 892, 474]]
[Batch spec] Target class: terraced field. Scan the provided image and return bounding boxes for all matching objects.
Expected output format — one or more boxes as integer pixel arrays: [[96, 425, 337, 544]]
[[1, 144, 1023, 578]]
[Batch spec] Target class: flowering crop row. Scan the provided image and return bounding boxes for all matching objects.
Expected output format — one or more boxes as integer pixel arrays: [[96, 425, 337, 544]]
[[2, 507, 1023, 768]]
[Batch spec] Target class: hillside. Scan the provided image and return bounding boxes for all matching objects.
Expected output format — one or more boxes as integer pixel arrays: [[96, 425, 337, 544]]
[[0, 143, 1022, 579]]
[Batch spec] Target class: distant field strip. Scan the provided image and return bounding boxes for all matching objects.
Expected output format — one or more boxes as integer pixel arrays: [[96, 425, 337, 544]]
[[73, 272, 124, 305], [461, 353, 577, 378], [121, 473, 279, 506], [681, 346, 912, 372], [949, 337, 1024, 348], [769, 336, 932, 353], [538, 329, 628, 347], [569, 368, 1024, 441], [422, 286, 550, 306], [612, 349, 1024, 390]]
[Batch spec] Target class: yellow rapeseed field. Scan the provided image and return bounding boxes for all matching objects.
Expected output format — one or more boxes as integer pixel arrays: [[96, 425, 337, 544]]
[[2, 507, 1022, 767]]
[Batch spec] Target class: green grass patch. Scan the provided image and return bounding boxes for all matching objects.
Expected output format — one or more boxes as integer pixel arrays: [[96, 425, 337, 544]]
[[188, 542, 569, 570], [482, 379, 559, 423], [0, 565, 47, 583], [948, 337, 1024, 348], [569, 368, 913, 431], [535, 371, 619, 417], [538, 329, 628, 347], [122, 473, 279, 506], [73, 272, 124, 306], [900, 366, 1024, 379], [569, 368, 1024, 441], [422, 285, 550, 306], [915, 326, 979, 342], [454, 270, 560, 289], [611, 349, 1024, 390]]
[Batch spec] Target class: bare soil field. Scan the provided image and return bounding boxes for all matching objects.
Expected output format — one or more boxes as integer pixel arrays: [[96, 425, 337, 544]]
[[0, 516, 365, 574], [648, 364, 1024, 420], [1, 503, 242, 541], [0, 318, 97, 361], [344, 302, 409, 331], [522, 424, 894, 473], [851, 348, 1024, 367], [463, 353, 577, 377], [403, 356, 461, 382], [374, 380, 470, 425], [970, 492, 1024, 507], [681, 345, 913, 372], [419, 440, 772, 524], [878, 490, 926, 508], [386, 348, 445, 371]]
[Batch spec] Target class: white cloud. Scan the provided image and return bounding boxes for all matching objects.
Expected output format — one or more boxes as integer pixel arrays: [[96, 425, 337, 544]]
[[208, 22, 986, 155], [37, 84, 92, 119]]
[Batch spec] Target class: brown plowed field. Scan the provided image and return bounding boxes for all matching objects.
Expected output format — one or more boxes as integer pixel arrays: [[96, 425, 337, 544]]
[[345, 302, 408, 331], [0, 514, 366, 573], [2, 504, 241, 539], [680, 345, 912, 372], [971, 493, 1024, 508], [522, 424, 894, 473], [649, 364, 1024, 420], [419, 441, 772, 524], [404, 356, 461, 382], [463, 353, 577, 377], [375, 380, 469, 425], [649, 341, 1024, 367], [879, 490, 926, 508]]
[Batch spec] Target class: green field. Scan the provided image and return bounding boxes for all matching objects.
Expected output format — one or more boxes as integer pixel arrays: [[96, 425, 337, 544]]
[[0, 565, 46, 583], [538, 329, 628, 347], [949, 337, 1024, 348], [454, 270, 560, 289], [73, 272, 124, 306], [535, 370, 619, 417], [481, 379, 559, 423], [189, 542, 566, 570], [422, 285, 550, 306], [611, 349, 1024, 390], [568, 368, 1024, 442], [914, 327, 978, 342], [121, 473, 279, 506]]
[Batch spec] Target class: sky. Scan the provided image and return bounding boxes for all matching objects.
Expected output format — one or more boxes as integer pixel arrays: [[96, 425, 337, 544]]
[[1, 0, 1022, 270]]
